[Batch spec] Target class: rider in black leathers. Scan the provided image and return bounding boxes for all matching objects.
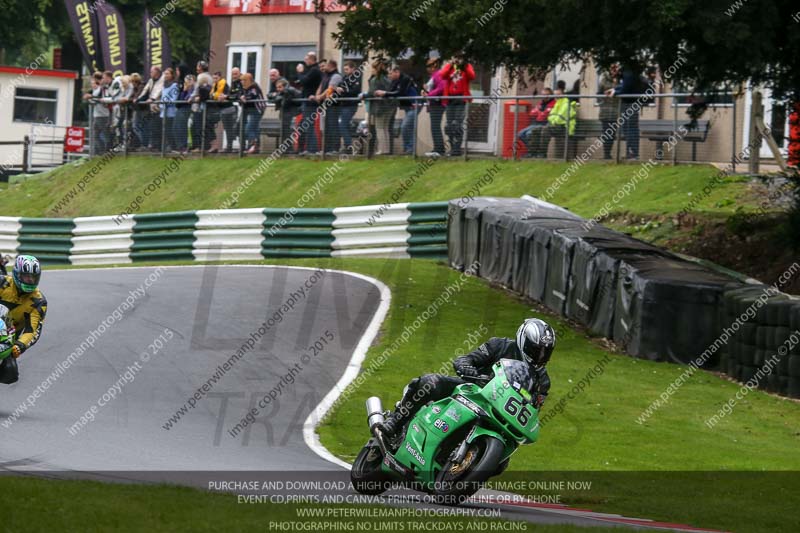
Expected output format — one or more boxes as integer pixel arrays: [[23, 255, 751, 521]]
[[379, 318, 555, 439]]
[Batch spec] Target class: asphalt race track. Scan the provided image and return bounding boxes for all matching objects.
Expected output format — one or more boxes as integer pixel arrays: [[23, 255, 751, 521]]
[[0, 266, 719, 532]]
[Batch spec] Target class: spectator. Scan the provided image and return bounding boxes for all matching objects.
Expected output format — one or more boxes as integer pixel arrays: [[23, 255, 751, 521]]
[[90, 71, 113, 154], [272, 77, 302, 150], [598, 64, 620, 159], [175, 75, 195, 153], [364, 60, 392, 155], [223, 67, 243, 153], [319, 59, 343, 153], [137, 66, 165, 151], [336, 60, 363, 154], [422, 57, 446, 157], [240, 72, 266, 154], [441, 56, 475, 156], [541, 86, 579, 158], [606, 65, 645, 159], [191, 72, 213, 151], [128, 72, 145, 149], [296, 51, 322, 154], [208, 71, 229, 153], [267, 68, 281, 96], [378, 65, 418, 155], [160, 67, 179, 152], [176, 64, 189, 86], [516, 87, 556, 157]]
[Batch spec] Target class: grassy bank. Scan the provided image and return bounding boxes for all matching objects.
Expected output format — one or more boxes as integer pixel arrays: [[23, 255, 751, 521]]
[[0, 156, 757, 219]]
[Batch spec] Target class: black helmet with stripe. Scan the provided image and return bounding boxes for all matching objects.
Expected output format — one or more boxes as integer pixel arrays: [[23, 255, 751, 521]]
[[516, 318, 556, 367]]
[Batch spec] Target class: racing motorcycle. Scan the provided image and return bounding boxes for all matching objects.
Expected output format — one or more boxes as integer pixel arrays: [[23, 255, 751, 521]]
[[0, 308, 16, 364], [351, 359, 540, 505]]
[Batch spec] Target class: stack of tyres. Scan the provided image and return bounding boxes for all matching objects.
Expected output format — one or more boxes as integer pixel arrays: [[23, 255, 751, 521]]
[[461, 198, 508, 275], [511, 218, 583, 302], [478, 202, 540, 286], [721, 285, 768, 382], [612, 252, 742, 364], [566, 230, 669, 337]]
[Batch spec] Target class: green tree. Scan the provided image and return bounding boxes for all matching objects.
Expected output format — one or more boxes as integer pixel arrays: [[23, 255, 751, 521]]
[[334, 0, 800, 96], [1, 0, 209, 73]]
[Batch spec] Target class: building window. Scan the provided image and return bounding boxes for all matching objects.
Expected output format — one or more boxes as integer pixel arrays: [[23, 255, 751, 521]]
[[271, 44, 316, 87], [13, 87, 57, 123], [227, 45, 263, 86]]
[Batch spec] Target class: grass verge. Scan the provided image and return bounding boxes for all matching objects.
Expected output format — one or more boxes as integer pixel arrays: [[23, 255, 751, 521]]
[[0, 157, 757, 219], [36, 258, 800, 533]]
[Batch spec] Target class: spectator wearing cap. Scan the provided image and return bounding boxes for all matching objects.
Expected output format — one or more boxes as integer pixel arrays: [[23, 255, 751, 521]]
[[422, 57, 446, 157], [364, 60, 392, 155]]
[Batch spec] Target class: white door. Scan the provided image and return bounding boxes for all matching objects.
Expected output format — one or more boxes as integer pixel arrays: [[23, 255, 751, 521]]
[[227, 45, 263, 85], [759, 90, 790, 158], [466, 67, 501, 153], [743, 87, 790, 159]]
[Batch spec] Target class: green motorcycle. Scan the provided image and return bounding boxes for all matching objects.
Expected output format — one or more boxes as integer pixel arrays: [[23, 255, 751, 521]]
[[351, 358, 540, 504], [0, 310, 15, 362]]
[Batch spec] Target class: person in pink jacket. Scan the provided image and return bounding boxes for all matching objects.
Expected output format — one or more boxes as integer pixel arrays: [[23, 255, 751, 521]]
[[422, 57, 447, 156], [441, 56, 475, 156]]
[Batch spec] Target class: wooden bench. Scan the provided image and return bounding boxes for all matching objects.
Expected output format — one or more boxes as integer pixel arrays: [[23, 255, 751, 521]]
[[569, 118, 710, 161]]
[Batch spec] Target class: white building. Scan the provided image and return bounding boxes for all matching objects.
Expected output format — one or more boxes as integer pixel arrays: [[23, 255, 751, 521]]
[[0, 65, 79, 176]]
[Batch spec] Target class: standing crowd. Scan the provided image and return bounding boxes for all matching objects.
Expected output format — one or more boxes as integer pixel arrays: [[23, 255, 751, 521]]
[[84, 52, 480, 157]]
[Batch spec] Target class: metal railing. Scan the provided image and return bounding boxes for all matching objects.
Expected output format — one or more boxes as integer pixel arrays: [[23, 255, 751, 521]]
[[85, 92, 740, 167]]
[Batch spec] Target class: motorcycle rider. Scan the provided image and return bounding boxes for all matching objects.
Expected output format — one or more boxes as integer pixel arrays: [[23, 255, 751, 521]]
[[379, 318, 555, 439], [0, 255, 47, 385]]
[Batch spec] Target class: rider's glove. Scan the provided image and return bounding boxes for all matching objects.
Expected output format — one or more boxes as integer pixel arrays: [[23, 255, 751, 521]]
[[11, 343, 22, 358], [453, 356, 478, 378]]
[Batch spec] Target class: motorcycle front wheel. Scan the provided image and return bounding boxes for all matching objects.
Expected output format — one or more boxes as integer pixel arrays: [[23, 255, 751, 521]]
[[350, 442, 392, 495], [433, 436, 504, 506]]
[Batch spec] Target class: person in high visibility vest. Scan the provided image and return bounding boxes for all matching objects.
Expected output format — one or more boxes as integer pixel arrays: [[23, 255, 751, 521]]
[[540, 87, 579, 158]]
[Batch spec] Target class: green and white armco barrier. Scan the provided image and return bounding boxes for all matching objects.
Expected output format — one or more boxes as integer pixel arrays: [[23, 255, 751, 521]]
[[0, 202, 448, 265]]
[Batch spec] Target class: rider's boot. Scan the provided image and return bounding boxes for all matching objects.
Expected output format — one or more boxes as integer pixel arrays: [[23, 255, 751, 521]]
[[377, 379, 425, 440]]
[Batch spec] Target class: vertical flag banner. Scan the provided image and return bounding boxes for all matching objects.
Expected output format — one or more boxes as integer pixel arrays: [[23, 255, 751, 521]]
[[143, 8, 172, 75], [95, 2, 127, 78], [64, 0, 102, 72]]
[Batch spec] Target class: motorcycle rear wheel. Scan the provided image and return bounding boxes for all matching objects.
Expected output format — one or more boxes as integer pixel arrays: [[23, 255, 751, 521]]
[[351, 443, 392, 495], [433, 436, 504, 506]]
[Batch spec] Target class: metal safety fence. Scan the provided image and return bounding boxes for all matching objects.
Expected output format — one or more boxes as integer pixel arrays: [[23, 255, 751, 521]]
[[85, 92, 741, 167]]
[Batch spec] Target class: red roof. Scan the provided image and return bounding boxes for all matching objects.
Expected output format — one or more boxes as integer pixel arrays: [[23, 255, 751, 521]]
[[0, 66, 79, 80]]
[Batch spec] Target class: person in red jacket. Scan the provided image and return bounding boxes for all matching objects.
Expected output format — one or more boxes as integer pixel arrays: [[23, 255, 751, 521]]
[[516, 88, 556, 157], [441, 56, 475, 156]]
